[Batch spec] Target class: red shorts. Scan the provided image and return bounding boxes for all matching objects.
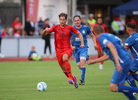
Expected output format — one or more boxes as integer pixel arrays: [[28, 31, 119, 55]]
[[56, 48, 72, 67], [96, 38, 102, 52]]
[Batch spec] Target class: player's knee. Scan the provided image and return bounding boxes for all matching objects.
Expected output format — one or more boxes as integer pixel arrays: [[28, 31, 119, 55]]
[[62, 54, 68, 61], [109, 84, 118, 92]]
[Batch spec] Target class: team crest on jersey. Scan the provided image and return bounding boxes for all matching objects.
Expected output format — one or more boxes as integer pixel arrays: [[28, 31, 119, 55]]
[[75, 36, 80, 41], [82, 30, 85, 34]]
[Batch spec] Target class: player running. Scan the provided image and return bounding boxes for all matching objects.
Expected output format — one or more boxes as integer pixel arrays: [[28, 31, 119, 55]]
[[42, 13, 84, 88], [125, 22, 138, 92], [87, 25, 138, 100], [93, 17, 108, 69], [71, 15, 97, 85]]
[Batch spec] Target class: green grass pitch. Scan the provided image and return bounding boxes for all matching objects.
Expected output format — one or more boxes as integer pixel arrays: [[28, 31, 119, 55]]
[[0, 60, 138, 100]]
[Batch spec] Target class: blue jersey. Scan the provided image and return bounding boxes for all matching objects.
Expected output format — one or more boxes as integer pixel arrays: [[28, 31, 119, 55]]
[[98, 33, 130, 64], [71, 25, 92, 48], [125, 32, 138, 58]]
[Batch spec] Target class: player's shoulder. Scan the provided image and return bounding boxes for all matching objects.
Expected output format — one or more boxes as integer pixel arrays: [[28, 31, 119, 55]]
[[82, 25, 90, 30]]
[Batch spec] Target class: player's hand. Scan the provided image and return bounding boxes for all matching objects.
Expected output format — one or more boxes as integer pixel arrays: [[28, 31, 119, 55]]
[[94, 44, 98, 50], [86, 60, 96, 65], [80, 44, 85, 48], [116, 64, 122, 73], [71, 46, 76, 50]]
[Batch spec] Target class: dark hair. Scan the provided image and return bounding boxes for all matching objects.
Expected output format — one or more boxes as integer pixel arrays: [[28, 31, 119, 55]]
[[5, 26, 8, 29], [127, 22, 136, 30], [45, 18, 49, 21], [73, 15, 81, 20], [15, 15, 20, 19], [59, 13, 68, 19], [97, 17, 102, 20], [94, 25, 104, 34]]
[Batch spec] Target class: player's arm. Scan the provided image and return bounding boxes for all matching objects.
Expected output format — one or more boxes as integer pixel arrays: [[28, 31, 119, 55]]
[[87, 54, 110, 65], [70, 41, 76, 50], [90, 33, 98, 50], [42, 28, 50, 36], [76, 31, 85, 48], [125, 43, 130, 50], [107, 42, 122, 73]]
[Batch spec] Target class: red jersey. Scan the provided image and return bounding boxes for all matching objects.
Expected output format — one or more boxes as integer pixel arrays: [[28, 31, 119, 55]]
[[12, 21, 22, 36], [49, 25, 78, 51], [93, 24, 108, 33], [1, 31, 8, 37]]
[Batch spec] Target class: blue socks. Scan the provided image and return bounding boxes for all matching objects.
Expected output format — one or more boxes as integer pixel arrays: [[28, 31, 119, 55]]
[[123, 92, 137, 100], [118, 85, 138, 100], [132, 74, 138, 81], [126, 75, 137, 87], [118, 85, 138, 93], [81, 67, 86, 83]]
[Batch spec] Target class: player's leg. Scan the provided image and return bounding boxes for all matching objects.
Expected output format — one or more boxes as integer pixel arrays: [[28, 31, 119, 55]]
[[110, 83, 137, 100], [126, 59, 138, 87], [79, 48, 88, 85], [60, 64, 69, 78], [111, 61, 138, 99], [62, 53, 74, 80], [132, 73, 138, 81], [131, 59, 138, 81], [62, 49, 78, 88], [126, 72, 137, 87], [79, 58, 86, 85]]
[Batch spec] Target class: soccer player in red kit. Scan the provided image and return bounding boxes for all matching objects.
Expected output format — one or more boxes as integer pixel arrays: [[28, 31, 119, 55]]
[[93, 17, 108, 69], [42, 13, 84, 88]]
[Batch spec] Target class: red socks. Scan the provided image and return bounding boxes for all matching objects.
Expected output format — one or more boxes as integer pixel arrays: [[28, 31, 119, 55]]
[[63, 60, 74, 80]]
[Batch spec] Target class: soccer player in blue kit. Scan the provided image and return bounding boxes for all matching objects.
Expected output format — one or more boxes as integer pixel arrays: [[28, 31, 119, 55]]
[[71, 15, 97, 85], [125, 22, 138, 91], [87, 25, 138, 100]]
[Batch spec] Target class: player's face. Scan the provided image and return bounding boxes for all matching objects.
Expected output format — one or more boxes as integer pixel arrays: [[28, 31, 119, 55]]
[[126, 26, 130, 34], [59, 16, 67, 27], [97, 18, 102, 25], [74, 17, 81, 27]]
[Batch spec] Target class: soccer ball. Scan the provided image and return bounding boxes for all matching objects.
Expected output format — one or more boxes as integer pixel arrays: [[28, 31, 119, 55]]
[[37, 82, 47, 91]]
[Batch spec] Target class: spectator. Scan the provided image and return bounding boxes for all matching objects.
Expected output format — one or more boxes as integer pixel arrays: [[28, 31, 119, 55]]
[[14, 30, 20, 38], [81, 15, 86, 25], [24, 16, 35, 36], [37, 17, 44, 35], [87, 13, 96, 30], [28, 46, 42, 61], [42, 18, 53, 58], [12, 15, 23, 36], [1, 26, 8, 37], [111, 17, 119, 35], [117, 17, 125, 35]]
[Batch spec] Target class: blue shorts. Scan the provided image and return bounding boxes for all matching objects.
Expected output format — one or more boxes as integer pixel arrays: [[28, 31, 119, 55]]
[[130, 58, 138, 73], [73, 47, 89, 63], [111, 60, 131, 84]]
